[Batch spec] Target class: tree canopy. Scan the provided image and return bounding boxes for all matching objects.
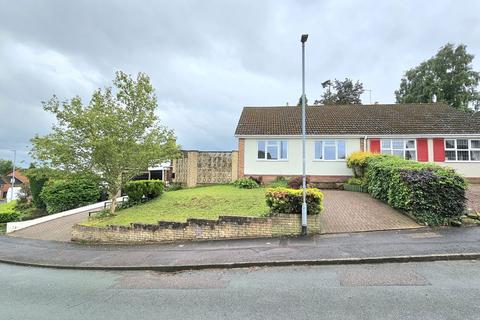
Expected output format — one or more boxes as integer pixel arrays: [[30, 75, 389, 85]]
[[395, 43, 480, 111], [0, 159, 13, 176], [314, 78, 364, 105], [31, 71, 180, 213]]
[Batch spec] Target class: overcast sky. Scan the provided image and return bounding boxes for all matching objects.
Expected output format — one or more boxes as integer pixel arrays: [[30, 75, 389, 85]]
[[1, 0, 480, 166]]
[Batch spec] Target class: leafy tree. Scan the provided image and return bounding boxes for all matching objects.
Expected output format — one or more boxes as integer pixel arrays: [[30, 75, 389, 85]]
[[314, 78, 364, 105], [395, 43, 480, 111], [31, 71, 180, 214], [0, 159, 13, 176]]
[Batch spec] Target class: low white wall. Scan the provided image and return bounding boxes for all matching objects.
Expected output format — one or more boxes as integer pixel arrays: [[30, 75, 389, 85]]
[[438, 162, 480, 178], [6, 196, 127, 234]]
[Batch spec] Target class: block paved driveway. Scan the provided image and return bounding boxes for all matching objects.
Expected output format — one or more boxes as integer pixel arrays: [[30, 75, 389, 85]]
[[467, 184, 480, 212], [8, 210, 95, 242], [319, 190, 421, 234]]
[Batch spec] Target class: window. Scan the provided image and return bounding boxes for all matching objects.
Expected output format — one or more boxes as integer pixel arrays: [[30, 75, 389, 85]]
[[445, 139, 480, 161], [257, 140, 288, 160], [314, 140, 346, 160], [380, 139, 416, 160]]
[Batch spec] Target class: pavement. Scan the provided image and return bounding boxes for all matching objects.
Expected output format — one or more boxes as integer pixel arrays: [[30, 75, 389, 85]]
[[2, 260, 479, 320], [1, 227, 480, 271], [8, 190, 421, 242]]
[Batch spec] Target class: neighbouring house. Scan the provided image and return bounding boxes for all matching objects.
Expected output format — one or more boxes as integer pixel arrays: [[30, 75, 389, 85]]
[[131, 162, 173, 183], [234, 103, 480, 184], [0, 169, 29, 201]]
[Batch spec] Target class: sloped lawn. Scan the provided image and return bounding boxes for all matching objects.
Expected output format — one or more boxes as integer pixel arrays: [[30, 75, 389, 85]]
[[83, 185, 269, 227]]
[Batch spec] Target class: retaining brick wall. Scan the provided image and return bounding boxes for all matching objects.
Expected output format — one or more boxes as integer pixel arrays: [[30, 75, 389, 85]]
[[72, 214, 321, 244]]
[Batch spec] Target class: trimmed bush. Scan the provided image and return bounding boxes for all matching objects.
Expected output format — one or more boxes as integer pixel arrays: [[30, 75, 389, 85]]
[[346, 177, 366, 186], [0, 201, 20, 223], [287, 176, 310, 189], [40, 178, 101, 214], [124, 180, 164, 203], [346, 151, 374, 177], [265, 187, 324, 215], [365, 155, 467, 225], [25, 168, 50, 209], [233, 177, 259, 189]]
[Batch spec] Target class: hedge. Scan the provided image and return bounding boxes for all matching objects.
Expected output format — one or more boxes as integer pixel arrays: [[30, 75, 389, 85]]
[[0, 201, 20, 223], [233, 177, 259, 189], [365, 155, 467, 225], [40, 178, 101, 214], [124, 180, 164, 203], [265, 187, 324, 215]]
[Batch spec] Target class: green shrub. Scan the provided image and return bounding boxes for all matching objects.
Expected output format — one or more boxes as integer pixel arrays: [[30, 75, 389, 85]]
[[346, 177, 366, 186], [0, 201, 20, 223], [365, 156, 467, 226], [267, 176, 288, 188], [265, 187, 324, 215], [233, 177, 259, 189], [124, 180, 164, 203], [166, 182, 183, 191], [40, 178, 101, 214], [25, 168, 50, 209]]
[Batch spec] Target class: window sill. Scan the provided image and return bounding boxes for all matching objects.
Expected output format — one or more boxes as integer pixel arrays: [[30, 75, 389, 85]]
[[313, 159, 346, 162], [256, 159, 289, 162]]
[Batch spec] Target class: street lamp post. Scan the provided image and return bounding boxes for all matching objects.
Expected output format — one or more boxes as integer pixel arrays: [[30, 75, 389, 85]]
[[301, 34, 308, 236], [10, 149, 16, 202]]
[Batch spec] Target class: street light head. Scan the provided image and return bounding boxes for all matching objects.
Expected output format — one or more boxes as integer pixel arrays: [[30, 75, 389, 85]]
[[301, 34, 308, 43]]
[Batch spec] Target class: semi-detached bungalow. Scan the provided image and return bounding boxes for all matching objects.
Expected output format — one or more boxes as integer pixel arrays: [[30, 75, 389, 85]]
[[234, 103, 480, 184]]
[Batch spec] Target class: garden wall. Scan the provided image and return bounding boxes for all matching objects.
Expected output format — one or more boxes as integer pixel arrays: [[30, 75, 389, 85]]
[[71, 214, 321, 244], [172, 150, 238, 187]]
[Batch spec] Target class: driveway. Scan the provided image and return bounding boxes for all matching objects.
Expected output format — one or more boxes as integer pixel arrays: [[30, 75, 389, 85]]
[[8, 210, 93, 242], [467, 184, 480, 212], [319, 190, 421, 234]]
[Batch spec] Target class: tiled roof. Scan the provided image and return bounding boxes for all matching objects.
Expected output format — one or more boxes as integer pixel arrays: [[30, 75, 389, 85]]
[[235, 103, 480, 136], [4, 170, 29, 184]]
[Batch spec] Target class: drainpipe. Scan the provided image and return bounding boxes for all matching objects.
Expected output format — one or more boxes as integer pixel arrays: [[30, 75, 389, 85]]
[[364, 135, 368, 152]]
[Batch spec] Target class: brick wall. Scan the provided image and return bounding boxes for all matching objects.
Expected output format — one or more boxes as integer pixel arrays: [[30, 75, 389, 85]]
[[72, 214, 321, 244]]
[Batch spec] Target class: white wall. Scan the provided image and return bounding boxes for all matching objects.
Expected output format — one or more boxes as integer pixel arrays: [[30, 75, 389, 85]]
[[244, 138, 360, 176]]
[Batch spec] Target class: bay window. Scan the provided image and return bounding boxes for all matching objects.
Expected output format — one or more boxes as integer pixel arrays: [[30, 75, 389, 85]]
[[314, 140, 346, 160], [257, 140, 288, 160], [381, 139, 416, 160], [445, 139, 480, 161]]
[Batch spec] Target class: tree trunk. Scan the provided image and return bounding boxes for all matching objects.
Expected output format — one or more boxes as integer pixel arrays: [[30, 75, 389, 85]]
[[110, 196, 117, 215]]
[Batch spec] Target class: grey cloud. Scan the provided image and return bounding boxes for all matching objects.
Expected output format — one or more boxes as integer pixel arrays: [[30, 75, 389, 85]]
[[0, 0, 480, 165]]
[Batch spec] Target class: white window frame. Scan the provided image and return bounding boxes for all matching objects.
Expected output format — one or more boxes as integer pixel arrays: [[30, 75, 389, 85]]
[[380, 139, 417, 160], [256, 140, 288, 161], [314, 140, 346, 161], [445, 138, 480, 162]]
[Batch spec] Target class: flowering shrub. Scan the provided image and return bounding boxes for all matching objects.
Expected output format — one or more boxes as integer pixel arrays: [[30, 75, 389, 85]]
[[265, 187, 324, 215], [346, 151, 375, 177]]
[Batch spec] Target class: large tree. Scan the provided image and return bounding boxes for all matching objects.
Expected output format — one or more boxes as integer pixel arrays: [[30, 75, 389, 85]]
[[314, 78, 364, 105], [395, 43, 480, 111], [0, 159, 13, 176], [31, 71, 180, 213]]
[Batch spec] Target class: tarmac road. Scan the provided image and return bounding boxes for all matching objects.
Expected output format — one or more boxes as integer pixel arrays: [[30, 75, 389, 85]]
[[1, 260, 479, 320]]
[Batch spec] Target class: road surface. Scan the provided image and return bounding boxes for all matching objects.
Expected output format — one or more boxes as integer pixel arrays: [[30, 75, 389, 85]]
[[1, 260, 479, 319]]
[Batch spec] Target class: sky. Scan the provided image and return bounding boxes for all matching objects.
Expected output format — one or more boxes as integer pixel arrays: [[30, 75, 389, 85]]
[[1, 0, 480, 166]]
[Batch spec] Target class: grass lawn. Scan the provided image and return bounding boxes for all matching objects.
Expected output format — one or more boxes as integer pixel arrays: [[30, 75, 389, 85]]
[[83, 185, 269, 227]]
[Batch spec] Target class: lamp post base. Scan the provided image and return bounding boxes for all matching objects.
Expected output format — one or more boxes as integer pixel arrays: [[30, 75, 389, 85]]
[[301, 225, 307, 236]]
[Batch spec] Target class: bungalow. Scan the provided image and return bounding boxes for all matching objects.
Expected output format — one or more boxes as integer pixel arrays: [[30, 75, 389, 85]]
[[234, 103, 480, 184]]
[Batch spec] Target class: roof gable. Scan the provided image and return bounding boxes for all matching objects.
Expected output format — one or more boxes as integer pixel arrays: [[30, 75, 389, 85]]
[[235, 103, 480, 136]]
